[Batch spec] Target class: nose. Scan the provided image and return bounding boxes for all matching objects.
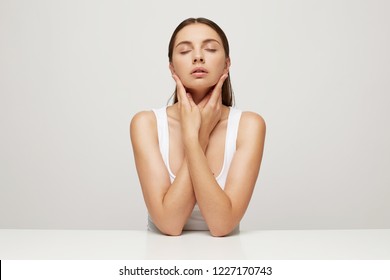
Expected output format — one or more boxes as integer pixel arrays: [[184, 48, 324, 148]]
[[193, 54, 205, 64]]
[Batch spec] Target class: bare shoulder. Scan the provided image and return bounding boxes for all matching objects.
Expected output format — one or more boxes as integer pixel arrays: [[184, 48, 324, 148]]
[[130, 110, 157, 142], [237, 111, 266, 146], [240, 111, 266, 132], [130, 110, 155, 131]]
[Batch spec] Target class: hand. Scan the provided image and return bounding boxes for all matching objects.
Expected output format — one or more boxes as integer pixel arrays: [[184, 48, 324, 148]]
[[198, 73, 229, 150], [171, 74, 201, 143]]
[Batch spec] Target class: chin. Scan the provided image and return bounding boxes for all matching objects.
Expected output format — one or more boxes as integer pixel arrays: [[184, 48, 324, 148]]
[[184, 79, 218, 92], [185, 84, 213, 94]]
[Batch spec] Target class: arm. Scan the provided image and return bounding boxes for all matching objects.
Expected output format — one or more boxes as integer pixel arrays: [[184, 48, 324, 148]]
[[130, 111, 196, 236], [185, 112, 266, 237], [172, 73, 266, 237]]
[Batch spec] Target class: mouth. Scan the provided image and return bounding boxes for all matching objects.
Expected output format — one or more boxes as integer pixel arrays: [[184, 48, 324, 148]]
[[191, 67, 208, 74], [191, 67, 208, 78]]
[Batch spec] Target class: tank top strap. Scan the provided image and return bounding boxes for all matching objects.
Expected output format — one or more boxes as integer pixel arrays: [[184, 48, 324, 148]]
[[216, 107, 242, 187], [151, 106, 170, 172], [225, 107, 242, 161]]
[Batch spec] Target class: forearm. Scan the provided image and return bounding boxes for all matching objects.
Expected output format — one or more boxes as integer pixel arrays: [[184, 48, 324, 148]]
[[155, 158, 196, 235], [184, 139, 236, 236], [198, 132, 209, 151]]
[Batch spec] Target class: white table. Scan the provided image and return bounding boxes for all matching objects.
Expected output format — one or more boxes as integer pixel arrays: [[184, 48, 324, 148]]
[[0, 229, 389, 259]]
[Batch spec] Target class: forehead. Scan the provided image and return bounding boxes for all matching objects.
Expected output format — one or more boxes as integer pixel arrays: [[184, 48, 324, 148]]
[[174, 23, 222, 45]]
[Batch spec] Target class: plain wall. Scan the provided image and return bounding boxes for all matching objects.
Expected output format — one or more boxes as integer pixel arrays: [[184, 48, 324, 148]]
[[1, 0, 389, 230]]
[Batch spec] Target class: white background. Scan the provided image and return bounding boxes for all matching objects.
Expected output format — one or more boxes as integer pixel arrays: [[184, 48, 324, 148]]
[[1, 0, 389, 230]]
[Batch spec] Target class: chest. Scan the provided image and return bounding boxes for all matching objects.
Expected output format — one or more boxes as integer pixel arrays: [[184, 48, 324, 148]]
[[168, 119, 228, 177]]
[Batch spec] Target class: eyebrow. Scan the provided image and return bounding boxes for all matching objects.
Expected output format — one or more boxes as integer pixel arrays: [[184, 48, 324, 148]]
[[175, 38, 221, 48]]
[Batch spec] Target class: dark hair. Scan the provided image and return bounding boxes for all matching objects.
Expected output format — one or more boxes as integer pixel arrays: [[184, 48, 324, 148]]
[[168, 17, 234, 106]]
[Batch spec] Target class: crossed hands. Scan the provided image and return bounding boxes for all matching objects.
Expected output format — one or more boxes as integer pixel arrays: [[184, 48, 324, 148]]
[[171, 73, 229, 150]]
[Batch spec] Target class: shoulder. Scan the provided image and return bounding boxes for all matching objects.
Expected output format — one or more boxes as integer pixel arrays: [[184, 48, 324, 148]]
[[237, 111, 266, 146], [130, 110, 155, 129], [130, 110, 157, 141], [239, 111, 266, 132]]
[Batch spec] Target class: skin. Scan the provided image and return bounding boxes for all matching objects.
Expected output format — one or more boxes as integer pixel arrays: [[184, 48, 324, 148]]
[[130, 23, 266, 236]]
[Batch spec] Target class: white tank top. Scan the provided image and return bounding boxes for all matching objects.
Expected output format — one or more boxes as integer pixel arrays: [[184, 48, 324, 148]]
[[149, 106, 242, 233]]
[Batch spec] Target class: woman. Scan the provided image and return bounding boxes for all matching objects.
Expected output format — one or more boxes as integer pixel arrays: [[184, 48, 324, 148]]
[[130, 18, 266, 237]]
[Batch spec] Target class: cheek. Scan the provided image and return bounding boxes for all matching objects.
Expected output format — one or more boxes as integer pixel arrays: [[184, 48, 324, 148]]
[[210, 57, 228, 77], [171, 58, 187, 75], [209, 53, 227, 68]]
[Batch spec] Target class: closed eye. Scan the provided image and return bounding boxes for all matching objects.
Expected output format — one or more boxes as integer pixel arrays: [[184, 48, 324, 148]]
[[205, 49, 217, 52], [179, 50, 191, 54]]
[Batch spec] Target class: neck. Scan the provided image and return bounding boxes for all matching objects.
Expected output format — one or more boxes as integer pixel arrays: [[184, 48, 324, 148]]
[[186, 87, 212, 104]]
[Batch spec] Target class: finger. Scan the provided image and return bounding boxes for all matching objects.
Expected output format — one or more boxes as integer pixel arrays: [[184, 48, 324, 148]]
[[217, 88, 222, 104], [216, 73, 228, 90], [171, 74, 181, 102], [187, 93, 197, 108], [171, 74, 187, 103], [172, 74, 192, 108], [209, 73, 228, 104]]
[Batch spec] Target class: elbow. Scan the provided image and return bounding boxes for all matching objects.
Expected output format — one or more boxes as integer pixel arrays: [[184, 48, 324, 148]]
[[157, 224, 183, 236], [210, 230, 228, 237], [162, 229, 183, 236], [209, 225, 236, 237], [208, 212, 238, 237]]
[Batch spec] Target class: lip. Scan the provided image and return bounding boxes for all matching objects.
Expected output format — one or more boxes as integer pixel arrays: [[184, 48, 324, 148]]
[[191, 67, 208, 74], [191, 67, 208, 78]]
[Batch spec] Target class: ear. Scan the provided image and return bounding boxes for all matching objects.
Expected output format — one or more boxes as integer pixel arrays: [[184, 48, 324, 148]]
[[224, 57, 231, 74], [169, 63, 175, 75]]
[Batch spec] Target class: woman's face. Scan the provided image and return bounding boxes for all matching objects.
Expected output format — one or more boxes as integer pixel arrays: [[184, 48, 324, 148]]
[[170, 23, 230, 93]]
